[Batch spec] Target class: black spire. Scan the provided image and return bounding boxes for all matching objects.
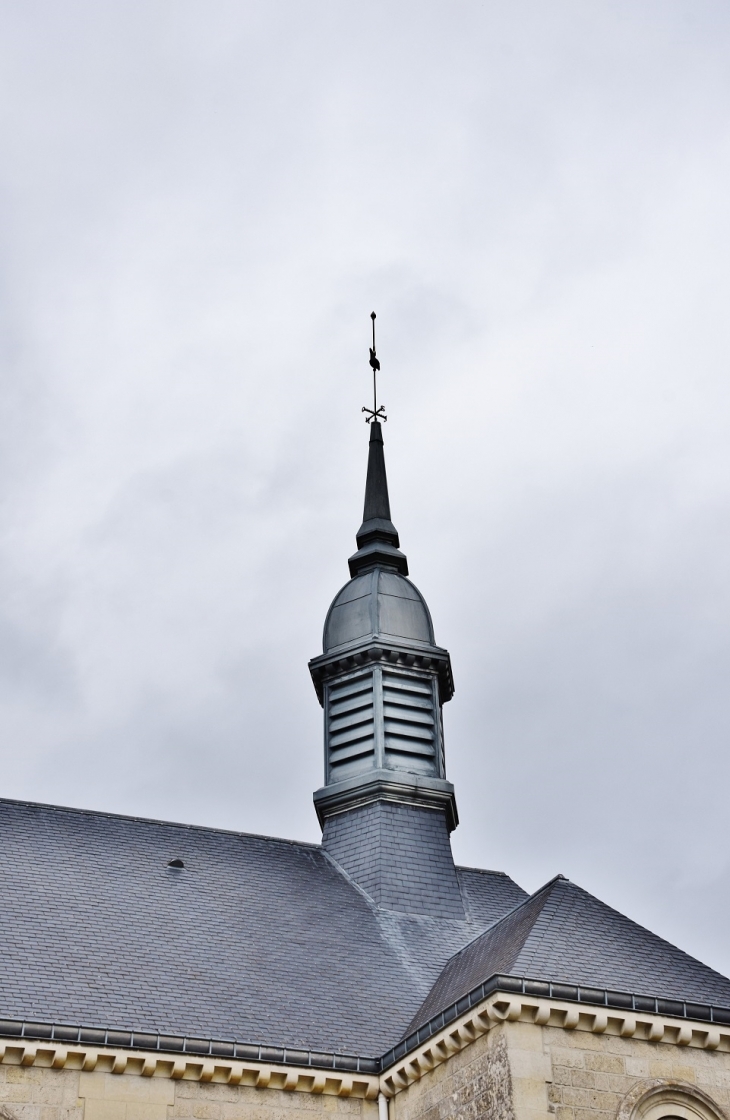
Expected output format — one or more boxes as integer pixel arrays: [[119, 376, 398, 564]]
[[348, 421, 408, 577], [363, 420, 392, 523]]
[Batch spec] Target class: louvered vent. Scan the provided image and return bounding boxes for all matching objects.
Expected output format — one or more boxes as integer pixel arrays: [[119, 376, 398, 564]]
[[327, 672, 375, 781], [382, 670, 437, 776]]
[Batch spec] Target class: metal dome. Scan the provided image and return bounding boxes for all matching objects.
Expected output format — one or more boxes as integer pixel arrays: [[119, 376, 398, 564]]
[[323, 568, 435, 654]]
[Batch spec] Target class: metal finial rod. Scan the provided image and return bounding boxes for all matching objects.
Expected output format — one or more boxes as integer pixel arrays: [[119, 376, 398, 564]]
[[362, 311, 387, 424]]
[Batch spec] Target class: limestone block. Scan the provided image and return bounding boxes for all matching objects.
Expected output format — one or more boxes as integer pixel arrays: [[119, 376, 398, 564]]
[[582, 1056, 623, 1076], [606, 1075, 635, 1096], [510, 1051, 552, 1085], [0, 1082, 33, 1103], [647, 1060, 674, 1081], [77, 1071, 175, 1120], [33, 1084, 66, 1107], [624, 1061, 649, 1080], [669, 1066, 697, 1084], [82, 1101, 127, 1120], [569, 1074, 600, 1092], [191, 1106, 221, 1120], [549, 1052, 583, 1072], [78, 1077, 174, 1105]]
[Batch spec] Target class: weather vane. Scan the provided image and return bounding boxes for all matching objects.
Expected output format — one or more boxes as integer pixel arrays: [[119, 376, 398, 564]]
[[362, 311, 386, 424]]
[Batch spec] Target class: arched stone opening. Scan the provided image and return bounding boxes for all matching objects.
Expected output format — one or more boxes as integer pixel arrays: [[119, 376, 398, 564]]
[[617, 1079, 728, 1120]]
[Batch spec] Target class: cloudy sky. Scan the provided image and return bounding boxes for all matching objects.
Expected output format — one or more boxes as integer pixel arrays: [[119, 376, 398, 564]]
[[2, 0, 730, 977]]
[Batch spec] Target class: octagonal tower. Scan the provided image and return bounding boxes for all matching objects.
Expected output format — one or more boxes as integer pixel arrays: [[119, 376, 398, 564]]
[[309, 420, 463, 918]]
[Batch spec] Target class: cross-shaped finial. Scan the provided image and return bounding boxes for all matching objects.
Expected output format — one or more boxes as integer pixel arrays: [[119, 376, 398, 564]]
[[362, 311, 387, 423]]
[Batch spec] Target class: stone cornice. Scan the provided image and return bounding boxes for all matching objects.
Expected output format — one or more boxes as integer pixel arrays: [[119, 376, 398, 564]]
[[3, 976, 730, 1100], [3, 989, 730, 1104], [383, 973, 730, 1068], [0, 1036, 378, 1099], [379, 989, 730, 1098]]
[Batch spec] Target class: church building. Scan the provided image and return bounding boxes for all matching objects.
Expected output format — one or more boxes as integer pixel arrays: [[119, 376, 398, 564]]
[[1, 366, 730, 1120]]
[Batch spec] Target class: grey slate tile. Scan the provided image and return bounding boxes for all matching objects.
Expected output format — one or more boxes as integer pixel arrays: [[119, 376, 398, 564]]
[[0, 797, 521, 1056], [5, 795, 728, 1061], [405, 875, 730, 1035]]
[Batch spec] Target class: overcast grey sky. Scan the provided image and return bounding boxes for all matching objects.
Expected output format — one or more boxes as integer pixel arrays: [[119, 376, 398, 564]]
[[2, 0, 730, 977]]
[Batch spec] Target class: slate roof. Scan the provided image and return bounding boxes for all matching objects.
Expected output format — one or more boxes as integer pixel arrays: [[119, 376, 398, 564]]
[[0, 797, 525, 1058], [406, 874, 730, 1035], [3, 797, 730, 1065]]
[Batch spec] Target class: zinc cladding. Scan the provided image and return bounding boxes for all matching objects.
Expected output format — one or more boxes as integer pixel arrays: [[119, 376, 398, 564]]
[[323, 569, 435, 654], [406, 874, 730, 1036], [0, 797, 526, 1058]]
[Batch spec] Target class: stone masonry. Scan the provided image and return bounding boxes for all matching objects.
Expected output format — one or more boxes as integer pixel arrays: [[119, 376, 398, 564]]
[[0, 1068, 376, 1120], [389, 1022, 730, 1120], [3, 1021, 730, 1120]]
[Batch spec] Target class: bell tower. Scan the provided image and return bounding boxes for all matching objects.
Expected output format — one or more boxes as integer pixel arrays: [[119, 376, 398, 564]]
[[309, 323, 464, 918]]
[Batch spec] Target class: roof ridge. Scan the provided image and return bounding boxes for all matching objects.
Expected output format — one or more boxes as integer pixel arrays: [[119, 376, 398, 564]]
[[426, 873, 567, 974], [540, 876, 730, 983], [455, 865, 512, 878], [512, 874, 578, 974], [399, 875, 568, 1038], [0, 796, 322, 850]]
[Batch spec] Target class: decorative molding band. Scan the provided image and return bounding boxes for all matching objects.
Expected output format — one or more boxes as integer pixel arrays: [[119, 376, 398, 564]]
[[313, 771, 459, 831], [309, 642, 454, 705], [0, 1039, 379, 1099], [382, 974, 730, 1068], [378, 994, 730, 1099], [3, 979, 730, 1102], [0, 1019, 377, 1075]]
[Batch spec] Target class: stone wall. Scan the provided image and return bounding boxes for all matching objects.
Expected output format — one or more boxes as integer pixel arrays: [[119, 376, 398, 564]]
[[3, 1025, 730, 1120], [389, 1021, 730, 1120], [390, 1024, 515, 1120], [543, 1025, 730, 1120], [0, 1063, 82, 1120], [0, 1068, 377, 1120]]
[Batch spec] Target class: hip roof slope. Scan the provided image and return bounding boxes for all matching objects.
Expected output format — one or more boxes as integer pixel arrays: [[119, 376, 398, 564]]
[[0, 797, 523, 1057], [406, 875, 730, 1036]]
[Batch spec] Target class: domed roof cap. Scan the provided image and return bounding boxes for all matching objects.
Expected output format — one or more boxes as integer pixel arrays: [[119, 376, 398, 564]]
[[324, 568, 435, 654]]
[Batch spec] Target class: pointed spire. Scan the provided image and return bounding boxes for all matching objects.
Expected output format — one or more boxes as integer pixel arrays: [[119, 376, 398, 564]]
[[348, 421, 409, 577], [362, 420, 392, 523]]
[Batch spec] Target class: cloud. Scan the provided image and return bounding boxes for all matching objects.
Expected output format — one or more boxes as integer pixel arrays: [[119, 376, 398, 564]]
[[1, 0, 729, 975]]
